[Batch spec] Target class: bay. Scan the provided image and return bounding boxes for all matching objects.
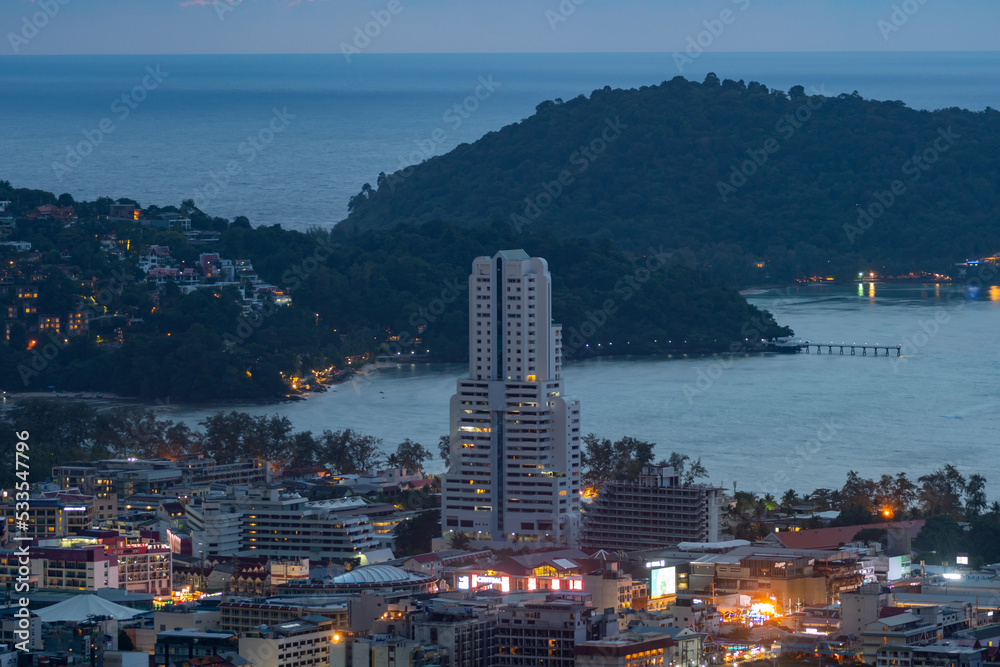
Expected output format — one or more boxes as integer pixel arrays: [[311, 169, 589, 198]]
[[158, 283, 1000, 499]]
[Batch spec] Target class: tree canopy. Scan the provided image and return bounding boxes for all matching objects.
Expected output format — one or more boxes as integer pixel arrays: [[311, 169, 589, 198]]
[[341, 76, 1000, 284]]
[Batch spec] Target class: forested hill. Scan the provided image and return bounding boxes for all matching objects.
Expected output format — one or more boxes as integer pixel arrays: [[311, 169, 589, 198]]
[[341, 74, 1000, 285]]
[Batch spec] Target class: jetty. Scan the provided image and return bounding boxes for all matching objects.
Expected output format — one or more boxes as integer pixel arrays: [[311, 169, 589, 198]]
[[805, 343, 902, 356], [762, 337, 902, 356]]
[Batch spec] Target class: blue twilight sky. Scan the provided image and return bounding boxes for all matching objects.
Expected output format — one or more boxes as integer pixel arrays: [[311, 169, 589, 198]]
[[2, 0, 998, 55]]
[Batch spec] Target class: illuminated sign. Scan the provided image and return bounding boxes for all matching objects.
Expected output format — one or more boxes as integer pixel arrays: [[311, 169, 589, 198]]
[[645, 560, 666, 569], [63, 506, 87, 512], [650, 566, 676, 598], [956, 554, 969, 565], [466, 574, 510, 592], [567, 579, 583, 591], [551, 579, 561, 591], [527, 577, 537, 591]]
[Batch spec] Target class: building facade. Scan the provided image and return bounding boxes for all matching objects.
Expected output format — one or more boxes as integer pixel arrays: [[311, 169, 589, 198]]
[[442, 250, 581, 545], [581, 465, 726, 552]]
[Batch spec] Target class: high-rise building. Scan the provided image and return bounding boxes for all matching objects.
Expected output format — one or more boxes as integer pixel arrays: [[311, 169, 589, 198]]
[[442, 250, 581, 545]]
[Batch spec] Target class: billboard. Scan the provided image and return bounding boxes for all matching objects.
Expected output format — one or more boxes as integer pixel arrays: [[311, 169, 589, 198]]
[[650, 566, 676, 598]]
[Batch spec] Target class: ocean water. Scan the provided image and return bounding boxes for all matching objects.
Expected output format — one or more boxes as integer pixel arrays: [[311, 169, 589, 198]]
[[158, 283, 1000, 500], [1, 52, 998, 231]]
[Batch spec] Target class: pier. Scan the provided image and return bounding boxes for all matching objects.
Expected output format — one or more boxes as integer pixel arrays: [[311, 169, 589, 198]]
[[805, 343, 901, 357]]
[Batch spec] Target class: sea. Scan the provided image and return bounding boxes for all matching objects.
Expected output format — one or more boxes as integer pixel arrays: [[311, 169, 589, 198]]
[[2, 52, 999, 498]]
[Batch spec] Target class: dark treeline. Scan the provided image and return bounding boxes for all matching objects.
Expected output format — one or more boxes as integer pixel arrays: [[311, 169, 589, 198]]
[[733, 467, 1000, 566], [342, 75, 1000, 284], [581, 435, 1000, 566], [0, 399, 434, 490], [0, 180, 791, 401]]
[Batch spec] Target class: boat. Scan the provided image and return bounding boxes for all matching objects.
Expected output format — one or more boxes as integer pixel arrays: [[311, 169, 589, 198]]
[[762, 336, 808, 354]]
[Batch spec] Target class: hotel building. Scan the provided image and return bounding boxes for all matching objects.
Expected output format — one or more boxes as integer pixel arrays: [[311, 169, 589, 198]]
[[442, 250, 581, 544]]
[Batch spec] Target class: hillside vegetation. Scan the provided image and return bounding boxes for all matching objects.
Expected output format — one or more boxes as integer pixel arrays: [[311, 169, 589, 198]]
[[342, 74, 1000, 284]]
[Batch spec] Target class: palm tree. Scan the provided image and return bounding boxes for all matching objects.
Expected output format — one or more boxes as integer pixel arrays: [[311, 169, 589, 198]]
[[448, 532, 472, 551]]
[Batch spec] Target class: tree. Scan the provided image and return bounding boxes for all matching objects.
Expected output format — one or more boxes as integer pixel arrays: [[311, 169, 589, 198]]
[[316, 429, 382, 474], [387, 438, 432, 474], [448, 532, 472, 551], [392, 509, 440, 557], [918, 465, 967, 519], [914, 514, 965, 562], [582, 434, 655, 487], [965, 474, 988, 519], [437, 434, 451, 469]]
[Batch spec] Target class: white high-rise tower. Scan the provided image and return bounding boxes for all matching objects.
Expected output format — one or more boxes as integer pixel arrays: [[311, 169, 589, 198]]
[[442, 250, 581, 545]]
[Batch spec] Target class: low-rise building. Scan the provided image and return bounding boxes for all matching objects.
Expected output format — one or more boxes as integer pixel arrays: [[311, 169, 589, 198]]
[[496, 595, 598, 666], [875, 643, 984, 667], [575, 629, 677, 667], [154, 629, 239, 667], [238, 616, 338, 667]]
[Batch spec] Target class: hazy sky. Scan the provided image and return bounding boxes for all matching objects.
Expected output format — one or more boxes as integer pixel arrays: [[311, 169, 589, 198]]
[[3, 0, 998, 56]]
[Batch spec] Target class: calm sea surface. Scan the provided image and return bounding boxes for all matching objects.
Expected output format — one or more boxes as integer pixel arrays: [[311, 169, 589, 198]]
[[1, 52, 999, 230], [158, 283, 1000, 499]]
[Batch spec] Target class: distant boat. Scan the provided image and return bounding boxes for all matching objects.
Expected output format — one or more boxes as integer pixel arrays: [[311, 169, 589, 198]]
[[762, 336, 808, 354]]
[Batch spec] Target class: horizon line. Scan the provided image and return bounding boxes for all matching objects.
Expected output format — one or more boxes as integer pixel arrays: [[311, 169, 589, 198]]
[[2, 50, 1000, 58]]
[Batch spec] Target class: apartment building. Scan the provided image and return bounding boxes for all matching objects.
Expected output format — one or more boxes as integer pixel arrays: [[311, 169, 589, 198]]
[[581, 465, 727, 552]]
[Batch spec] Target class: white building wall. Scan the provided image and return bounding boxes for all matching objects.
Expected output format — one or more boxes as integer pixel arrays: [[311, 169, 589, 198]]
[[444, 250, 581, 544]]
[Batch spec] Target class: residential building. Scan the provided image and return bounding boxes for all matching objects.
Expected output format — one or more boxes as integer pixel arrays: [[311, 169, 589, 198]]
[[25, 545, 119, 591], [347, 634, 448, 667], [238, 616, 338, 667], [241, 506, 380, 561], [442, 249, 581, 545], [111, 543, 173, 596], [0, 490, 97, 539], [154, 629, 239, 667], [862, 606, 971, 664], [411, 598, 499, 667], [496, 595, 596, 666], [581, 464, 727, 552], [575, 629, 676, 667], [185, 499, 243, 558], [875, 643, 984, 667]]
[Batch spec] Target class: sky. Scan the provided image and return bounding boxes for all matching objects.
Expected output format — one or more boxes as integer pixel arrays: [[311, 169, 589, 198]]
[[2, 0, 999, 56]]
